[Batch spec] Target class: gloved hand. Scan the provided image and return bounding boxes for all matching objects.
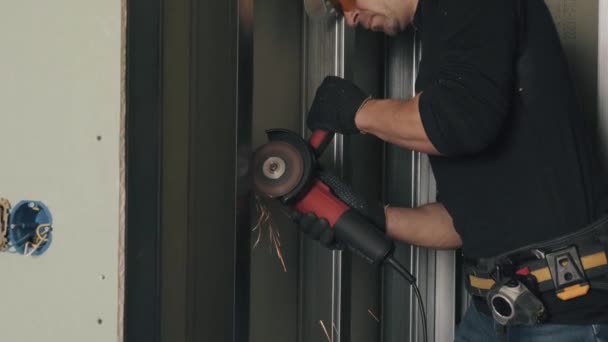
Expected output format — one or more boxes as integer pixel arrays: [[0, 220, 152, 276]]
[[306, 76, 371, 135], [290, 211, 343, 250], [289, 172, 386, 250]]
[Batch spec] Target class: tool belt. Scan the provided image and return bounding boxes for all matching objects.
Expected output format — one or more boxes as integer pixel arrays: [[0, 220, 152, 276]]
[[464, 215, 608, 325]]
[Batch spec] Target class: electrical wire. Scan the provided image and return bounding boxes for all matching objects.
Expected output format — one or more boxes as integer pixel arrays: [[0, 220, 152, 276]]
[[24, 224, 51, 256], [386, 256, 428, 342]]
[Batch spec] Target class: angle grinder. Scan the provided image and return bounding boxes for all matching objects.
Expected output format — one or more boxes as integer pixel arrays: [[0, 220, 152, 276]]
[[253, 129, 409, 275], [253, 128, 427, 341]]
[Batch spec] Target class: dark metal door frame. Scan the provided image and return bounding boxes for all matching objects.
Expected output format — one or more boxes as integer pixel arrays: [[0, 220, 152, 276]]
[[125, 0, 163, 341], [125, 0, 254, 341]]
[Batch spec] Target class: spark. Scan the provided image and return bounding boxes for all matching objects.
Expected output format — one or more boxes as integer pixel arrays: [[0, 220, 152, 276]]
[[273, 232, 287, 272], [252, 195, 269, 249], [252, 195, 287, 272], [319, 320, 332, 342], [368, 308, 380, 323]]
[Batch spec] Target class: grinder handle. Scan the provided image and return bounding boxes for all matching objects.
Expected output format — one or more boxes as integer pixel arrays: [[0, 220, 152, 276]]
[[309, 130, 334, 156], [334, 209, 394, 265], [303, 130, 393, 264], [294, 180, 393, 265]]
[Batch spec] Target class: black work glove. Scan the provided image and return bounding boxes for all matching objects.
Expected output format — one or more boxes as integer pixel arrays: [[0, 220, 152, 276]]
[[290, 211, 343, 249], [289, 172, 386, 250], [306, 76, 371, 135]]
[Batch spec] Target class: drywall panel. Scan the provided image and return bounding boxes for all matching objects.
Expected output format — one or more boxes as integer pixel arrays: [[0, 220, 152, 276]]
[[0, 1, 122, 342]]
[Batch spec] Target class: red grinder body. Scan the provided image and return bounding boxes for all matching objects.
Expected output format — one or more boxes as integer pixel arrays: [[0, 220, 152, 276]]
[[253, 129, 394, 265]]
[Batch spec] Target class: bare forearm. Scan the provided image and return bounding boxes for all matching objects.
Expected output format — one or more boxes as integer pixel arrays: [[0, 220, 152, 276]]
[[355, 95, 440, 155], [385, 202, 463, 249]]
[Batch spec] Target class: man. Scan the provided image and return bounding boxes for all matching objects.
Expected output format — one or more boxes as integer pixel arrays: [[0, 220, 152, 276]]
[[297, 0, 608, 340]]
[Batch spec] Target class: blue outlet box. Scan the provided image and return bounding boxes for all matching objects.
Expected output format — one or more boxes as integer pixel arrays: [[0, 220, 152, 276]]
[[7, 201, 53, 256]]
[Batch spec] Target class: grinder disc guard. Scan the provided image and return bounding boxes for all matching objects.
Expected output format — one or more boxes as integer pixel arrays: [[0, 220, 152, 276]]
[[253, 141, 304, 198]]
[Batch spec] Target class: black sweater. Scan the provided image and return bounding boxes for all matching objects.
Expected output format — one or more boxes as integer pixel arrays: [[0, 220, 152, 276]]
[[414, 0, 608, 323]]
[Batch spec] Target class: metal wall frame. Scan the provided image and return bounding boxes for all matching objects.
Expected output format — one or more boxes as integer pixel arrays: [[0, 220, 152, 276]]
[[382, 28, 420, 342], [300, 17, 386, 342], [125, 0, 163, 340], [343, 28, 386, 342], [126, 0, 254, 341], [299, 17, 351, 342], [186, 0, 253, 340], [598, 1, 608, 164], [382, 26, 457, 342], [160, 0, 191, 340], [249, 0, 303, 341]]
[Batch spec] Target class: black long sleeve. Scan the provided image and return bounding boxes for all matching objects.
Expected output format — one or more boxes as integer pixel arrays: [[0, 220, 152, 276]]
[[418, 0, 517, 156], [412, 0, 608, 323]]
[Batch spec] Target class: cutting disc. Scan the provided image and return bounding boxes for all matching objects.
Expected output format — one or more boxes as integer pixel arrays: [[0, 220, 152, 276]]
[[253, 141, 304, 198]]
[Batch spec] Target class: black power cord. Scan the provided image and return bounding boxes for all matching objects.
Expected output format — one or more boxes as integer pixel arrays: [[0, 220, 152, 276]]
[[386, 256, 428, 342]]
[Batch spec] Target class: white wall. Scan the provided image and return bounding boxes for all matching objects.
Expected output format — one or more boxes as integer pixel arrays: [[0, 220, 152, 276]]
[[0, 1, 123, 341]]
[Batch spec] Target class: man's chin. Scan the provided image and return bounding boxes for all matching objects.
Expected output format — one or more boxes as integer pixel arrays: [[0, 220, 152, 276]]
[[382, 21, 403, 36], [384, 30, 397, 36], [383, 26, 398, 36]]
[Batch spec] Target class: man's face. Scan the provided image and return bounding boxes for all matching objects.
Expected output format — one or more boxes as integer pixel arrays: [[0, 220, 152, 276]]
[[340, 0, 417, 36]]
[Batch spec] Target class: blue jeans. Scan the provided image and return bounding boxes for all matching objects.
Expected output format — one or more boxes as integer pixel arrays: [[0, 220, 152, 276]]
[[455, 304, 608, 342]]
